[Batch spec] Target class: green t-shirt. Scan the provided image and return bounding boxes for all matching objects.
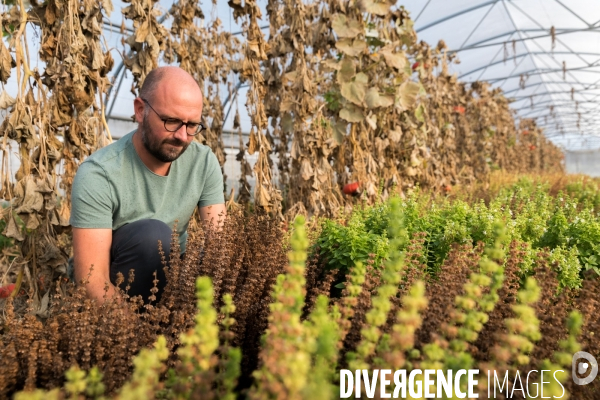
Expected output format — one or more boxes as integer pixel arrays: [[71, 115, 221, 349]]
[[70, 130, 225, 251]]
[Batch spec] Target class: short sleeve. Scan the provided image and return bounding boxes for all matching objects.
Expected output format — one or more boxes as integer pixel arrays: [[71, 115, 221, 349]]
[[198, 151, 225, 208], [70, 161, 114, 228]]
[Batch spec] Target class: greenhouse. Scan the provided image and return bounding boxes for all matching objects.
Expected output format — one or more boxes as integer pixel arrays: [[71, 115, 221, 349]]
[[0, 0, 599, 398]]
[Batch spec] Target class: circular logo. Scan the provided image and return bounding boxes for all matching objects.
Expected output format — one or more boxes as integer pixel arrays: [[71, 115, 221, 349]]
[[572, 351, 598, 386]]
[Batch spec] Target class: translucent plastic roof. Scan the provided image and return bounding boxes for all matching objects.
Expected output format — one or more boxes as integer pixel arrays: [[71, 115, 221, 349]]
[[6, 0, 600, 151], [403, 0, 600, 150]]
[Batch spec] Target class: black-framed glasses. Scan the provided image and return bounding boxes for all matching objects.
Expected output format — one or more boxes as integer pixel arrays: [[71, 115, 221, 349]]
[[141, 98, 205, 136]]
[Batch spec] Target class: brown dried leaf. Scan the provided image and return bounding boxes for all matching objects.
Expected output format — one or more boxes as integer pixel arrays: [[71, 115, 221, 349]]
[[339, 104, 364, 123], [322, 59, 341, 71], [379, 47, 407, 70], [255, 184, 271, 207], [135, 20, 149, 43], [281, 113, 293, 133], [24, 213, 40, 230], [14, 177, 45, 214], [396, 80, 420, 110], [146, 32, 161, 59], [91, 41, 105, 70], [56, 203, 70, 227], [365, 113, 377, 129], [280, 98, 293, 112], [0, 90, 16, 110], [35, 291, 50, 318], [300, 159, 314, 181], [365, 87, 394, 108], [102, 0, 113, 16], [361, 0, 394, 16], [331, 14, 363, 38], [405, 166, 418, 176], [341, 72, 368, 105], [247, 129, 258, 155], [389, 126, 403, 143], [332, 120, 347, 144], [3, 212, 24, 241], [0, 39, 15, 84], [335, 38, 366, 57], [337, 57, 356, 84]]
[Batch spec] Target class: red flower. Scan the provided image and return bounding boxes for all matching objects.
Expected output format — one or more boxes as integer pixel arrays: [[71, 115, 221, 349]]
[[343, 182, 360, 195], [453, 106, 466, 114], [529, 144, 537, 151], [412, 62, 420, 70], [0, 284, 15, 298]]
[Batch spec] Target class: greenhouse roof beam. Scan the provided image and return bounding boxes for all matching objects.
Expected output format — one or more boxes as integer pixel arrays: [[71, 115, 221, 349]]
[[456, 1, 501, 50], [487, 63, 600, 85], [103, 19, 134, 34], [451, 27, 595, 54], [501, 0, 592, 135], [459, 52, 600, 79], [514, 100, 599, 113], [499, 0, 555, 120], [510, 0, 592, 68], [550, 0, 591, 28], [416, 1, 499, 32], [413, 0, 433, 22], [538, 121, 600, 132], [504, 80, 596, 95], [471, 32, 517, 81], [512, 98, 599, 111], [517, 106, 600, 120], [536, 115, 600, 123], [449, 26, 600, 54], [231, 25, 269, 36], [510, 86, 600, 100]]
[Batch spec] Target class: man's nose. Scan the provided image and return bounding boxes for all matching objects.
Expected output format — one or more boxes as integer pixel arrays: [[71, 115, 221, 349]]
[[173, 124, 188, 141]]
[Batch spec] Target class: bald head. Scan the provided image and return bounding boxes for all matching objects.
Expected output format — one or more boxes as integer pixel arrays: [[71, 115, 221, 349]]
[[140, 67, 202, 103]]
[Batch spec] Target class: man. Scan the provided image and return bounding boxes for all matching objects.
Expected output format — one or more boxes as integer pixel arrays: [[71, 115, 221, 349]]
[[70, 66, 226, 304]]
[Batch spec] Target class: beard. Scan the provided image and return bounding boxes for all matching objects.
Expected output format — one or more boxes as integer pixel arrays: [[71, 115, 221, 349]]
[[141, 116, 190, 162]]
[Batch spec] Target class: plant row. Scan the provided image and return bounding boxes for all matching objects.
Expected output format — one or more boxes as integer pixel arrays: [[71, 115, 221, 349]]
[[1, 189, 599, 398]]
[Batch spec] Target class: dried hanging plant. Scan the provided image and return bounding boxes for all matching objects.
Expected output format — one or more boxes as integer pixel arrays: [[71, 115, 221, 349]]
[[229, 0, 282, 216], [166, 1, 242, 195], [0, 0, 114, 311], [0, 0, 566, 307], [121, 0, 169, 93]]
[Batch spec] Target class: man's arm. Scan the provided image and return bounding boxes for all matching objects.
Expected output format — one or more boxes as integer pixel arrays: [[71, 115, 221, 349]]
[[199, 203, 227, 230], [72, 227, 116, 304]]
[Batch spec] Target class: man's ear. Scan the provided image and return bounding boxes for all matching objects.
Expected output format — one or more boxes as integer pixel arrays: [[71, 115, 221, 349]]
[[133, 97, 145, 124]]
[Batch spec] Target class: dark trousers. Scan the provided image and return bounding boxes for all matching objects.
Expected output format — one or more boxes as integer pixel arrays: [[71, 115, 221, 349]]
[[110, 219, 172, 303]]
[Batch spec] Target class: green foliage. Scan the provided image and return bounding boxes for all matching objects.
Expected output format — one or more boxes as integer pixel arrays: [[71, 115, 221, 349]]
[[302, 295, 340, 400], [0, 218, 12, 250], [565, 178, 600, 212], [346, 199, 406, 370], [217, 294, 241, 400], [250, 215, 312, 399], [178, 277, 219, 374], [9, 177, 600, 400], [374, 279, 428, 370], [537, 311, 584, 398], [548, 246, 582, 290], [116, 336, 169, 399], [324, 90, 342, 111], [316, 206, 390, 274], [502, 277, 542, 366], [313, 177, 600, 288]]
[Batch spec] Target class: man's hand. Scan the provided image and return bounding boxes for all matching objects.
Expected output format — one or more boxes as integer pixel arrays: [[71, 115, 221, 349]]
[[72, 227, 116, 304], [199, 203, 227, 230]]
